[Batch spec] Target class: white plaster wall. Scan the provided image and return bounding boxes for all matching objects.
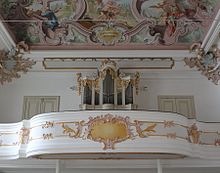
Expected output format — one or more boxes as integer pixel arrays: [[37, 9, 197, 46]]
[[0, 71, 220, 122], [0, 72, 80, 123], [140, 78, 220, 122]]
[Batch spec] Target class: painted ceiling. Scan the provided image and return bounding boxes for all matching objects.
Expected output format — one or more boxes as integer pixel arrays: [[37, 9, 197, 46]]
[[0, 0, 219, 50]]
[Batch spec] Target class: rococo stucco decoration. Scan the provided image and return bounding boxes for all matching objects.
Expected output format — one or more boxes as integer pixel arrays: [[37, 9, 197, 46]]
[[0, 0, 219, 50], [184, 43, 220, 85], [87, 114, 132, 150], [5, 113, 220, 150], [0, 42, 36, 85], [1, 111, 220, 159]]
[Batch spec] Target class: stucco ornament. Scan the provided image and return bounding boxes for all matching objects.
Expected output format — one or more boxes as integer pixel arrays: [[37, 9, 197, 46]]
[[187, 123, 200, 144], [87, 114, 132, 150], [185, 43, 220, 85], [0, 42, 36, 84]]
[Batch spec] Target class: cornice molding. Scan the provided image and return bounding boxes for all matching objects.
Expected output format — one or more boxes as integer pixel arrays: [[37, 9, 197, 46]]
[[0, 159, 220, 169], [23, 50, 196, 60]]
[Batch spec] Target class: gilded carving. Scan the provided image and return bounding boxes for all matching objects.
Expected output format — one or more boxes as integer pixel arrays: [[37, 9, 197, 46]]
[[135, 121, 157, 138], [121, 80, 130, 89], [100, 60, 117, 70], [99, 68, 117, 80], [76, 73, 99, 96], [3, 113, 220, 153], [42, 121, 54, 129], [62, 121, 84, 138], [164, 121, 175, 128], [76, 73, 82, 95], [95, 25, 124, 46], [76, 59, 140, 109], [187, 123, 200, 144], [99, 60, 118, 80], [135, 72, 140, 95], [19, 128, 30, 145], [87, 114, 132, 150], [43, 133, 53, 140]]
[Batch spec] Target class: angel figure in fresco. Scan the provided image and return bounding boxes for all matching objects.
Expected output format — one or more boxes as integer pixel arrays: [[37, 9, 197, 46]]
[[97, 0, 120, 20], [151, 0, 184, 36], [188, 0, 213, 14], [25, 0, 66, 40]]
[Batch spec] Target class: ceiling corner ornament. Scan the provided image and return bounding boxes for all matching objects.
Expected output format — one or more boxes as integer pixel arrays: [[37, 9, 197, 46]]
[[0, 42, 36, 85], [184, 43, 220, 85]]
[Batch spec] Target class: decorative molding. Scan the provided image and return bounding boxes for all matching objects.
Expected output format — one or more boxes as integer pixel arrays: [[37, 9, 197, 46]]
[[19, 128, 30, 145], [1, 159, 220, 170], [87, 114, 132, 150], [24, 50, 196, 60], [42, 122, 54, 129], [0, 42, 36, 84], [43, 57, 175, 70], [27, 114, 220, 148], [43, 133, 53, 140], [185, 43, 220, 84], [187, 123, 200, 144], [1, 111, 220, 160]]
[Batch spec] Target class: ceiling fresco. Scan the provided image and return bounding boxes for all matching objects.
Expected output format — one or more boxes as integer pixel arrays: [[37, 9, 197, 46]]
[[0, 0, 219, 50]]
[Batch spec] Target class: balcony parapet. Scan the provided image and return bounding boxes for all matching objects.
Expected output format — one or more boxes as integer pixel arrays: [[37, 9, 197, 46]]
[[0, 111, 220, 160]]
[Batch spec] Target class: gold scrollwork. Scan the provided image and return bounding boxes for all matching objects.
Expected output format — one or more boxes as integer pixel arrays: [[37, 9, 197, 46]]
[[25, 115, 220, 149], [99, 68, 117, 80], [43, 133, 53, 140], [96, 26, 122, 45], [135, 121, 157, 138], [62, 121, 84, 138], [164, 121, 175, 128], [19, 128, 30, 145], [87, 114, 132, 150], [187, 123, 200, 144], [42, 121, 54, 129], [121, 80, 130, 88], [76, 74, 100, 95]]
